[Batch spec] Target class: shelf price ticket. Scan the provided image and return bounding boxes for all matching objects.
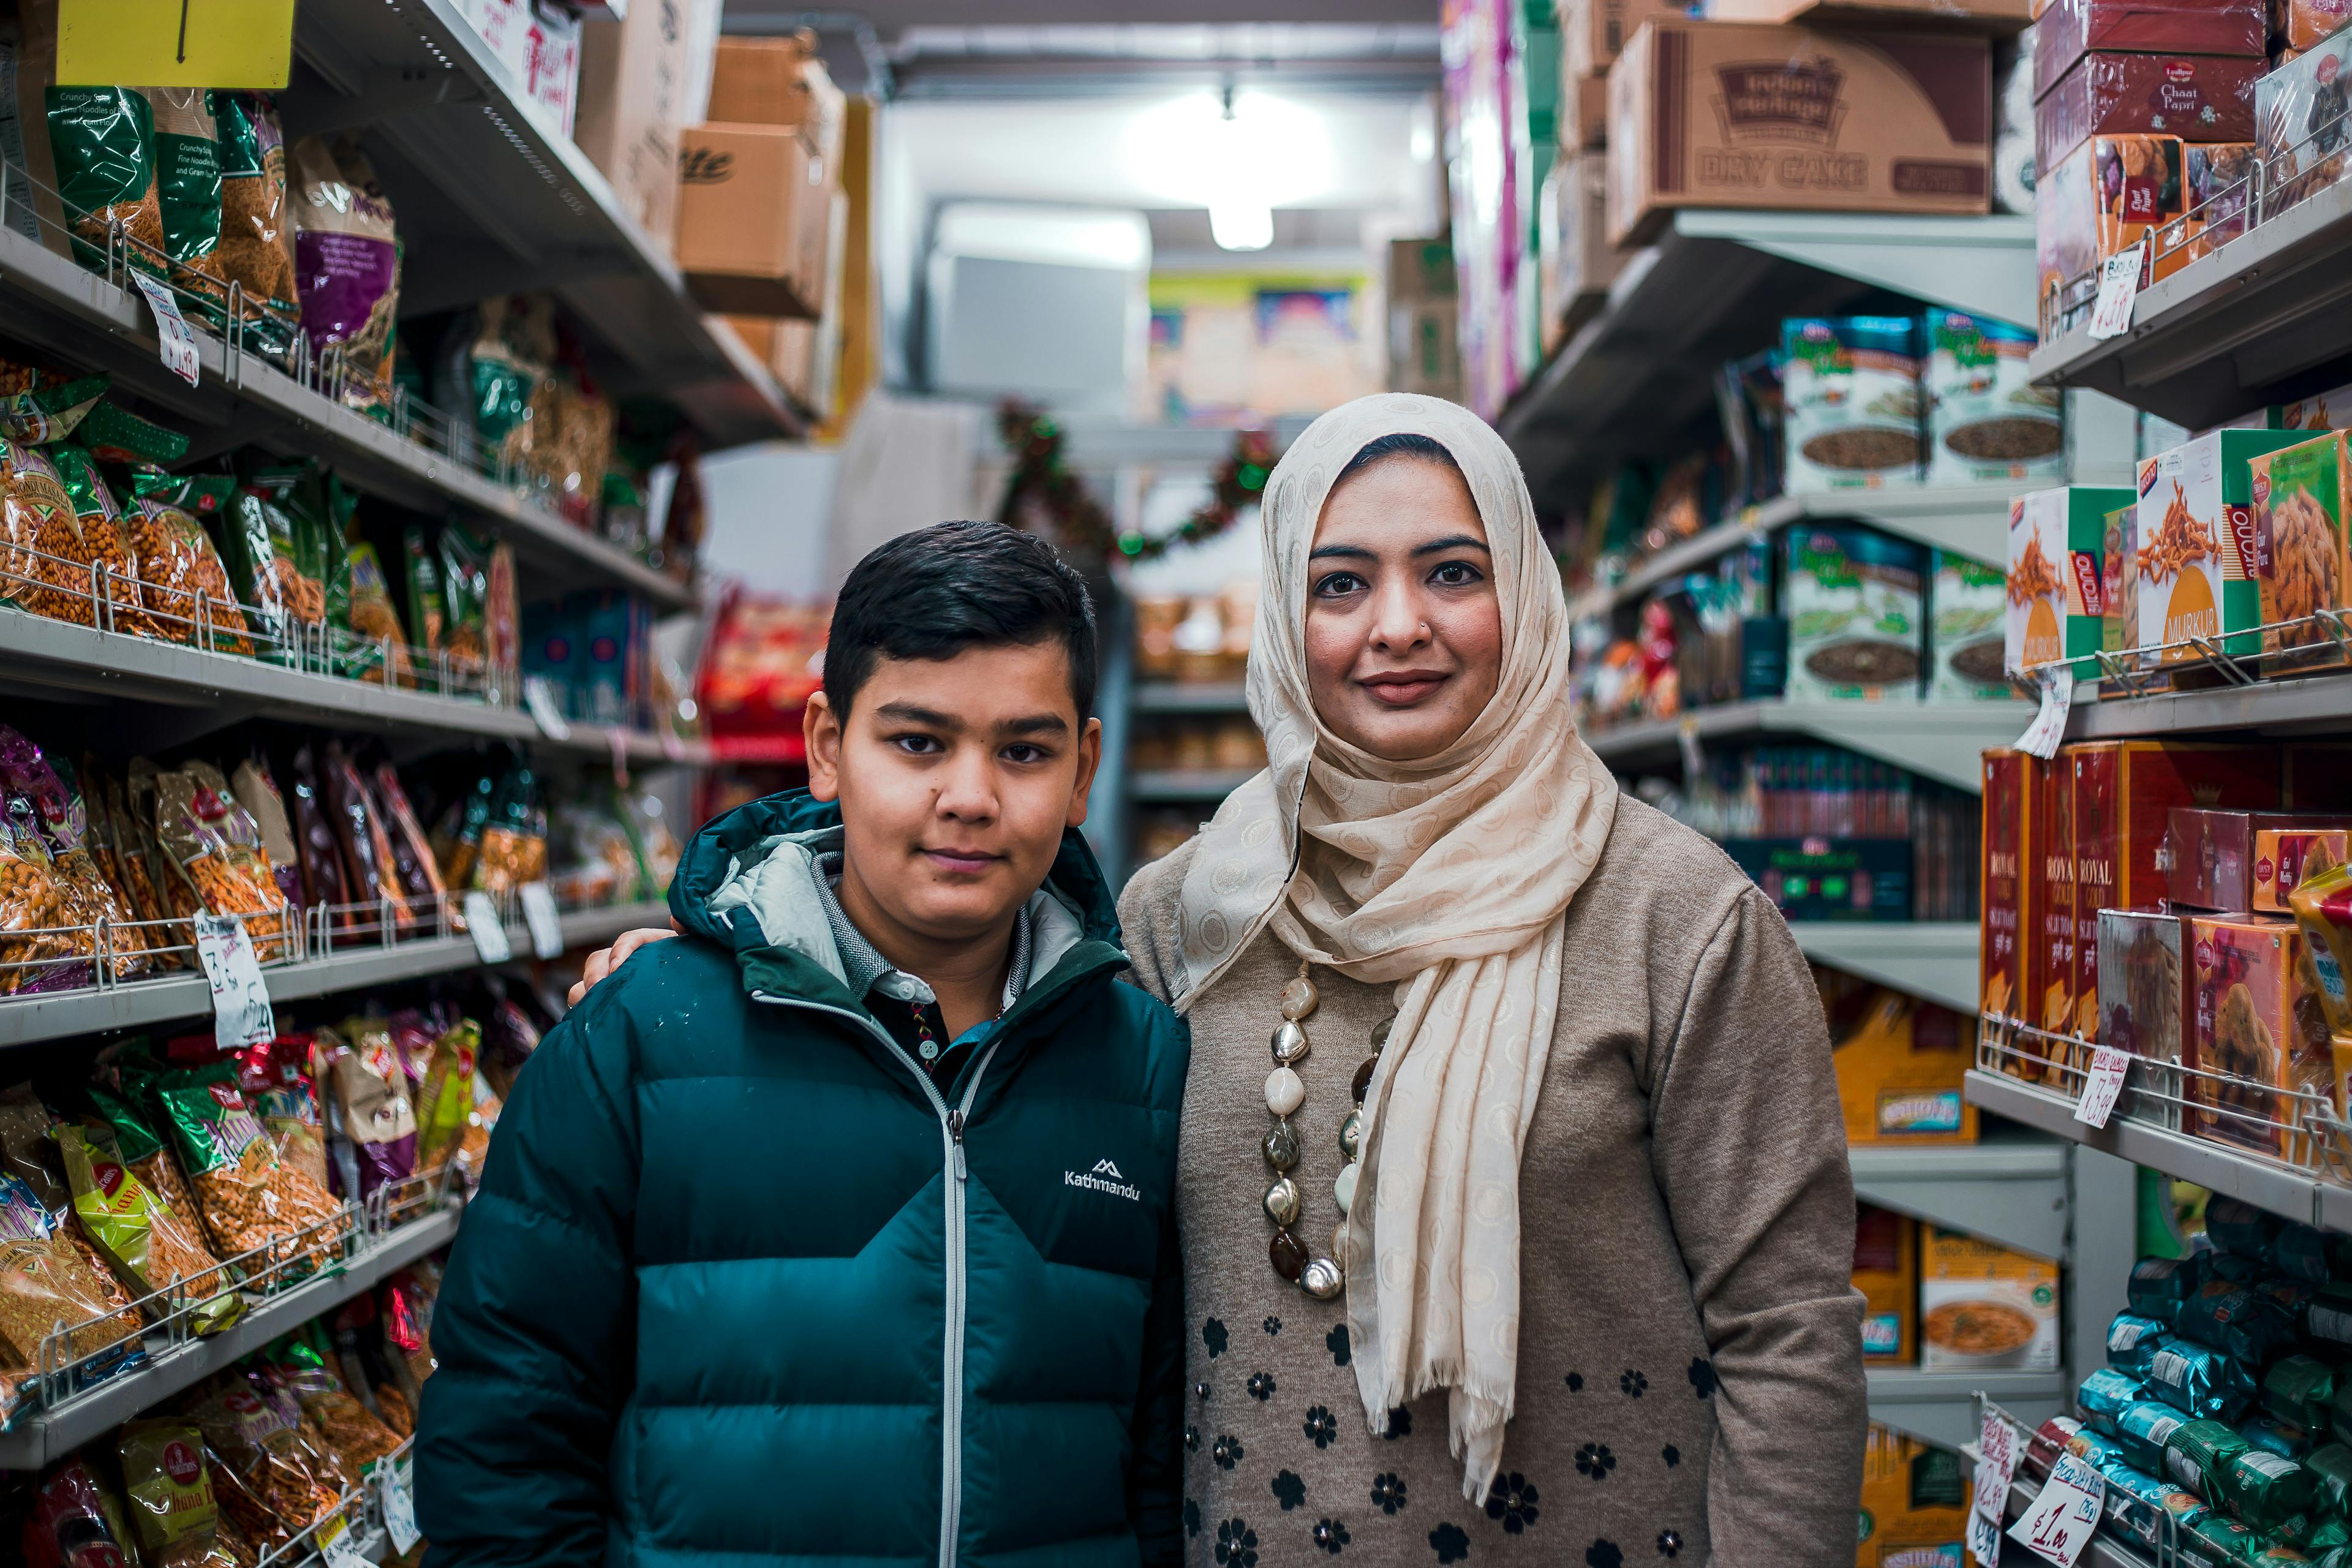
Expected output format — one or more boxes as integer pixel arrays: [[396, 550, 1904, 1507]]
[[382, 1454, 422, 1553], [2008, 1449, 2106, 1566], [1972, 1409, 2017, 1565], [129, 271, 202, 387], [194, 913, 273, 1053], [2074, 1045, 2134, 1129]]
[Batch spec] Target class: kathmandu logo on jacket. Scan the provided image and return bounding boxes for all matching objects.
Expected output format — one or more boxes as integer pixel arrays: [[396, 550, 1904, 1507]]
[[1065, 1158, 1140, 1201]]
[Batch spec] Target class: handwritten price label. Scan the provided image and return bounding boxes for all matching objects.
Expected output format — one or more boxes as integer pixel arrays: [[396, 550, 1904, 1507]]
[[463, 891, 512, 964], [194, 914, 273, 1053], [1975, 1411, 2018, 1523], [315, 1511, 371, 1568], [129, 271, 202, 386], [2075, 1045, 2135, 1129], [2087, 243, 2146, 341], [2008, 1449, 2106, 1566], [381, 1455, 421, 1553], [2016, 668, 2075, 761], [1970, 1507, 2006, 1567]]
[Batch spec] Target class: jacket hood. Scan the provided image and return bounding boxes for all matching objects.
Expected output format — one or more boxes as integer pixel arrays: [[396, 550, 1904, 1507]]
[[669, 789, 1125, 1001]]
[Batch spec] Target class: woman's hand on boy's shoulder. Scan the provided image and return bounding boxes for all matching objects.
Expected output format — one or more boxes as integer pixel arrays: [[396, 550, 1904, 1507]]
[[568, 922, 680, 1006]]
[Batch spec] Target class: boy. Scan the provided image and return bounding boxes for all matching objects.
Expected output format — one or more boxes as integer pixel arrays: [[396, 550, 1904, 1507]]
[[417, 522, 1189, 1568]]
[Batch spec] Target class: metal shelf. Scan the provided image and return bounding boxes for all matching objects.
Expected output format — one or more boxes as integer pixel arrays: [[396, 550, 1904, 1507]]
[[288, 0, 802, 450], [1795, 923, 1979, 1014], [1499, 211, 2035, 511], [1849, 1139, 2069, 1261], [1569, 486, 2016, 622], [0, 225, 696, 612], [0, 1207, 459, 1470], [1867, 1366, 2065, 1452], [2027, 175, 2352, 431], [0, 902, 669, 1049], [2068, 668, 2352, 741], [1130, 767, 1260, 803], [1585, 700, 2032, 793], [1133, 682, 1250, 715], [1964, 1068, 2352, 1230]]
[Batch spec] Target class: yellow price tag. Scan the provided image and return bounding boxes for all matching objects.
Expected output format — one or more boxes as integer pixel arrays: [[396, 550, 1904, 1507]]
[[56, 0, 295, 89]]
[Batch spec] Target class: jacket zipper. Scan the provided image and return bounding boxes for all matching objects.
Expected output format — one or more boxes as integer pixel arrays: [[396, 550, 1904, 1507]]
[[751, 992, 1004, 1568]]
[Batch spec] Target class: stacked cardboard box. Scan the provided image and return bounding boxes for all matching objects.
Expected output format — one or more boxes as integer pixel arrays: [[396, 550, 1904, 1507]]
[[679, 34, 845, 322], [1385, 239, 1464, 402], [575, 0, 709, 249]]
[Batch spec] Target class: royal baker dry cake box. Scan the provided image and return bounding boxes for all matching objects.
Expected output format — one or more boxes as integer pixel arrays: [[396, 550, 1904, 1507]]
[[1605, 21, 1992, 247], [1981, 748, 2043, 1040]]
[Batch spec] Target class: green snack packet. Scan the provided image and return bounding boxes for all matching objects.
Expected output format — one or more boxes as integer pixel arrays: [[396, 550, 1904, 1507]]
[[78, 401, 189, 468], [402, 525, 444, 652], [137, 87, 221, 306], [2269, 1358, 2336, 1436], [2308, 1444, 2352, 1516], [2310, 1518, 2352, 1551], [2252, 1542, 2319, 1566], [2170, 1419, 2255, 1504], [439, 519, 491, 675], [0, 372, 109, 445], [135, 467, 234, 519], [2187, 1513, 2263, 1564], [86, 1085, 162, 1166], [46, 85, 166, 278], [2233, 1449, 2320, 1531]]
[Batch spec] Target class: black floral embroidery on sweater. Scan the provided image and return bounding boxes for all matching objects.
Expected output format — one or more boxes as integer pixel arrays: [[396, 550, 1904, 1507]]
[[1430, 1522, 1471, 1564], [1185, 1500, 1200, 1539], [1272, 1470, 1308, 1511], [1661, 1444, 1681, 1468], [1586, 1542, 1624, 1568], [1304, 1406, 1339, 1447], [1327, 1322, 1351, 1366], [1196, 1381, 1212, 1401], [1314, 1518, 1351, 1555], [1213, 1434, 1245, 1471], [1248, 1371, 1277, 1401], [1371, 1472, 1408, 1514], [1204, 1319, 1229, 1358], [1620, 1370, 1647, 1398], [1216, 1518, 1259, 1568], [1483, 1473, 1539, 1533], [1575, 1444, 1616, 1481], [1657, 1529, 1683, 1558], [1264, 1315, 1283, 1335], [1687, 1357, 1717, 1399], [1185, 1426, 1199, 1453], [1385, 1404, 1414, 1439], [1564, 1371, 1585, 1392]]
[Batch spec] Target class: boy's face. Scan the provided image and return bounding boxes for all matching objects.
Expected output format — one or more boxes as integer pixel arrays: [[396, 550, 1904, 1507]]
[[805, 640, 1101, 947]]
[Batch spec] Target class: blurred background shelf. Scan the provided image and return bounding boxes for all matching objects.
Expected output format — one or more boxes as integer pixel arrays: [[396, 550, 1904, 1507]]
[[1792, 925, 1979, 1016], [1866, 1366, 2065, 1452], [1583, 702, 2031, 793], [1848, 1140, 2068, 1260]]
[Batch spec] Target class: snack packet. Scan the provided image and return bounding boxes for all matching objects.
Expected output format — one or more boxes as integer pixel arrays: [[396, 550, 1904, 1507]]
[[154, 761, 293, 961], [288, 136, 399, 408], [327, 1020, 417, 1201], [79, 400, 190, 467], [138, 87, 223, 316], [209, 92, 300, 356], [0, 366, 107, 444], [402, 525, 444, 654], [155, 1065, 345, 1267], [474, 766, 546, 892], [184, 1378, 344, 1548], [439, 521, 492, 677], [58, 1123, 236, 1330], [372, 763, 446, 910], [116, 1418, 221, 1568], [47, 85, 167, 280], [1, 435, 102, 625], [237, 1035, 328, 1194], [0, 1169, 145, 1372], [0, 729, 151, 979], [413, 1019, 478, 1177], [124, 469, 254, 653], [287, 745, 354, 943], [330, 541, 413, 687], [48, 444, 157, 636], [322, 744, 412, 933], [228, 756, 301, 910], [0, 793, 87, 993], [22, 1455, 140, 1568]]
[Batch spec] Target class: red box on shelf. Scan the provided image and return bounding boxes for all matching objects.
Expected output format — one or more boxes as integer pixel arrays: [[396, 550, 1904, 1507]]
[[2035, 51, 2260, 172], [2034, 0, 2265, 99]]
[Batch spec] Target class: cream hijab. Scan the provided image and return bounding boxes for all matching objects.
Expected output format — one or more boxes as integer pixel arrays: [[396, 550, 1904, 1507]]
[[1172, 393, 1619, 1499]]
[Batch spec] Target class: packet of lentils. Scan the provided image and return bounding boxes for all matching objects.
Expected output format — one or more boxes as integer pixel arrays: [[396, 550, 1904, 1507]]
[[2133, 1253, 2206, 1324], [2100, 1458, 2208, 1551], [2187, 1513, 2263, 1564], [2211, 1196, 2285, 1262], [2266, 1357, 2335, 1434], [2071, 1427, 2127, 1469], [2118, 1399, 2191, 1471], [2277, 1223, 2337, 1284], [2151, 1340, 2260, 1422], [2309, 1443, 2352, 1515], [2082, 1366, 2153, 1431], [2213, 1250, 2269, 1286], [2112, 1310, 2176, 1376], [2179, 1281, 2299, 1368], [2169, 1418, 2253, 1501], [2304, 1283, 2352, 1357], [2243, 1415, 2319, 1461], [2233, 1449, 2320, 1530]]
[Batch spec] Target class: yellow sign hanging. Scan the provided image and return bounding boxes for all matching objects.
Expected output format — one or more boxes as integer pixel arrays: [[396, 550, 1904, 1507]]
[[55, 0, 296, 89]]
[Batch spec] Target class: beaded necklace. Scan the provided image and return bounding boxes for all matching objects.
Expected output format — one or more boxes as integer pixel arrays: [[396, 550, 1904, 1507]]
[[1259, 959, 1392, 1300]]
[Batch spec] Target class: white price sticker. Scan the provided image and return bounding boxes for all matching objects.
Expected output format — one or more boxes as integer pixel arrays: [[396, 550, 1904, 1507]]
[[463, 891, 512, 964], [2074, 1044, 2135, 1129], [194, 913, 273, 1052], [1975, 1410, 2018, 1523], [381, 1455, 421, 1554], [315, 1511, 371, 1568], [1969, 1507, 2006, 1567], [2086, 243, 2146, 341], [522, 675, 573, 740], [1676, 713, 1705, 780], [2016, 668, 2074, 761], [128, 271, 201, 387], [2008, 1449, 2107, 1566], [520, 880, 564, 959]]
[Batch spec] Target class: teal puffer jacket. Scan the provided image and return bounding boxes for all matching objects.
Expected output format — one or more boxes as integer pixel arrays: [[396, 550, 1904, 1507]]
[[415, 792, 1189, 1568]]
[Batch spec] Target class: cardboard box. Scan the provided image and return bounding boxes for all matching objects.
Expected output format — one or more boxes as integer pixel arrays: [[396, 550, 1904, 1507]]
[[2099, 907, 2190, 1128], [2136, 429, 2315, 668], [575, 0, 707, 249], [1605, 21, 1992, 247], [1835, 989, 1981, 1144], [1572, 70, 1609, 149], [2037, 134, 2185, 323], [1784, 317, 1924, 494], [2034, 51, 2260, 173], [2069, 742, 2122, 1038], [1539, 153, 1623, 349], [2008, 485, 2133, 680], [2188, 913, 2334, 1155], [1855, 1202, 1920, 1362], [1982, 748, 2044, 1032], [2163, 807, 2352, 913], [1783, 524, 1926, 700], [1564, 0, 1693, 81], [2034, 0, 2266, 99], [2250, 432, 2351, 677], [1929, 549, 2009, 701], [1857, 1427, 1971, 1568], [1924, 311, 2065, 489], [2099, 500, 2157, 688], [1920, 1226, 2061, 1371], [674, 123, 826, 317], [2040, 754, 2079, 1038], [707, 34, 821, 126]]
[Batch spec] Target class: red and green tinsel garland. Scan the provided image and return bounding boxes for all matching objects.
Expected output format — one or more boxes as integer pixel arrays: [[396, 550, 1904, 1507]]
[[995, 401, 1277, 565]]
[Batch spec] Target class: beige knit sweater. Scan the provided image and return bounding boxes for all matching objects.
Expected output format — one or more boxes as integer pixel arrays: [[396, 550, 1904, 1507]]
[[1117, 797, 1868, 1568]]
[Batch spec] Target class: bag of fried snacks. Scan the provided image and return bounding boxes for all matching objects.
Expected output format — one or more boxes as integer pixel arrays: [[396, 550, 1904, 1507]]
[[154, 762, 293, 962], [58, 1124, 238, 1332], [156, 1065, 345, 1269], [184, 1378, 345, 1550], [116, 1417, 224, 1568]]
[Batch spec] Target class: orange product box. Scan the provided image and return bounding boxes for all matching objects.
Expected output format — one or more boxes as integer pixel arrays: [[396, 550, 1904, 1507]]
[[1855, 1203, 1919, 1363], [2042, 752, 2079, 1039], [1834, 989, 1982, 1145], [2187, 913, 2335, 1156], [1981, 748, 2044, 1056], [1920, 1227, 2060, 1370], [1858, 1425, 1970, 1567]]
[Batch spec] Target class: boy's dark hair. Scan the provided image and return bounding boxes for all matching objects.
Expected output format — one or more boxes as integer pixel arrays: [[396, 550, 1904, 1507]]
[[826, 520, 1099, 718], [1338, 431, 1462, 483]]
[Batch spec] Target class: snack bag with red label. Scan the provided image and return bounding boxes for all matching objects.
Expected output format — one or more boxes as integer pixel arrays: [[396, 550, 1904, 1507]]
[[22, 1455, 138, 1568], [156, 1065, 345, 1266], [413, 1019, 480, 1177], [185, 1378, 342, 1548], [0, 729, 150, 980], [326, 1020, 417, 1202], [116, 1420, 221, 1568], [59, 1123, 236, 1329], [237, 1035, 329, 1194]]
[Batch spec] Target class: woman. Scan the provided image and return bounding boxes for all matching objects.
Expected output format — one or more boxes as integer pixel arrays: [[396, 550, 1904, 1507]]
[[574, 394, 1866, 1564]]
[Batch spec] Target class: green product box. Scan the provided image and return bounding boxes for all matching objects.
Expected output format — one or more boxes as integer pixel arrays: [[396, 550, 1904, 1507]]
[[2136, 429, 2312, 666]]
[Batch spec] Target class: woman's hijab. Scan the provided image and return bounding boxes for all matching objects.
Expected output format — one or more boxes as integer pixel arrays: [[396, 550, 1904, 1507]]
[[1172, 392, 1619, 1498]]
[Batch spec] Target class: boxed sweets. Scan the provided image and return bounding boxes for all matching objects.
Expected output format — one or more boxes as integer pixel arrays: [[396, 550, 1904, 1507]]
[[2136, 430, 2314, 668], [2045, 753, 2081, 1036], [1982, 748, 2046, 1038], [2100, 908, 2190, 1129], [2255, 27, 2352, 219], [2034, 0, 2266, 97], [2187, 913, 2335, 1155], [2164, 806, 2352, 913], [2181, 142, 2255, 262], [2009, 484, 2135, 679], [2035, 51, 2261, 173], [1923, 312, 2065, 489], [1782, 317, 1924, 495], [2248, 431, 2351, 677], [2038, 134, 2187, 327]]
